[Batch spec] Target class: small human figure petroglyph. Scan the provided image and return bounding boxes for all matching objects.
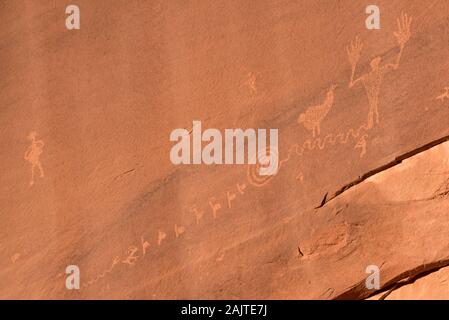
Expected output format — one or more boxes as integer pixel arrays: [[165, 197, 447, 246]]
[[296, 172, 304, 182], [24, 131, 45, 186], [122, 246, 139, 266], [298, 84, 337, 137], [436, 87, 449, 102], [240, 72, 258, 96], [158, 230, 167, 245], [347, 13, 412, 129]]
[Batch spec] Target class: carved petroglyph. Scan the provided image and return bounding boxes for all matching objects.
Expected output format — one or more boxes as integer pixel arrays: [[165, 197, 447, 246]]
[[141, 236, 151, 255], [190, 206, 204, 225], [158, 230, 167, 245], [216, 252, 225, 262], [236, 182, 246, 195], [249, 120, 370, 187], [24, 131, 45, 186], [82, 14, 413, 288], [83, 179, 251, 287], [11, 253, 20, 263], [227, 190, 236, 209], [298, 84, 337, 137], [209, 198, 222, 219], [355, 134, 368, 158], [122, 246, 139, 266], [347, 13, 412, 129], [268, 12, 413, 184], [174, 224, 185, 238], [83, 256, 120, 288], [240, 72, 258, 97], [436, 87, 449, 102], [247, 147, 278, 187]]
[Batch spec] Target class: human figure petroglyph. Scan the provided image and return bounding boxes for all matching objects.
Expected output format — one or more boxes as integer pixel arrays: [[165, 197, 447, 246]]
[[298, 84, 337, 137], [240, 72, 258, 97], [436, 87, 449, 102], [347, 13, 412, 129], [24, 131, 45, 186], [236, 72, 261, 126]]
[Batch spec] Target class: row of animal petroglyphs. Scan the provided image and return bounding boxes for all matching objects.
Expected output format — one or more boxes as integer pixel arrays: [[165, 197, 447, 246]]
[[76, 13, 416, 288], [82, 180, 252, 288]]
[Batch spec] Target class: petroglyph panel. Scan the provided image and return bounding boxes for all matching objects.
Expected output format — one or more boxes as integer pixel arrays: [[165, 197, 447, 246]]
[[1, 0, 449, 300]]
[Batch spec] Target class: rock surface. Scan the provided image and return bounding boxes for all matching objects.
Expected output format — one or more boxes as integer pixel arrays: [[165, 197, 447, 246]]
[[1, 0, 449, 299], [369, 265, 449, 300]]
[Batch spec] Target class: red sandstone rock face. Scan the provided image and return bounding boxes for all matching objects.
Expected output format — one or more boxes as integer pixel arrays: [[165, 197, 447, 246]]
[[369, 266, 449, 300], [1, 0, 449, 299]]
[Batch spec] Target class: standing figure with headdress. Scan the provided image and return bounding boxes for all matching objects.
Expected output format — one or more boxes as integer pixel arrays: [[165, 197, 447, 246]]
[[24, 131, 45, 186], [347, 13, 412, 129]]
